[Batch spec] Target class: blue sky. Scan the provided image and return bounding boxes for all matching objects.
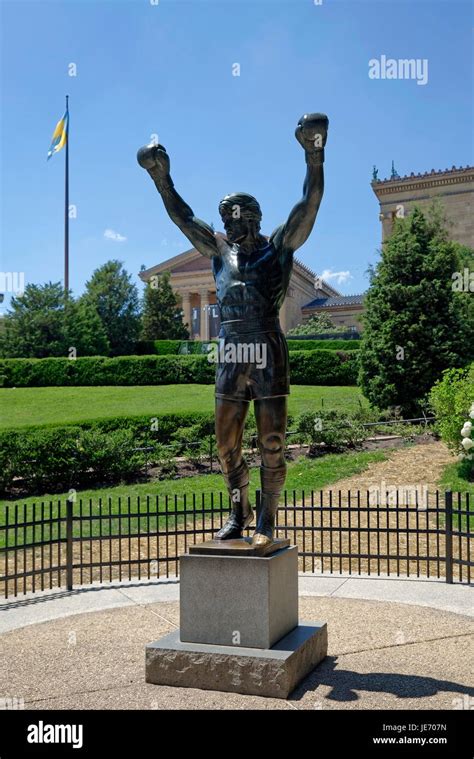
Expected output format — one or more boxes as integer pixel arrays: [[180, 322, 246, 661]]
[[1, 0, 472, 311]]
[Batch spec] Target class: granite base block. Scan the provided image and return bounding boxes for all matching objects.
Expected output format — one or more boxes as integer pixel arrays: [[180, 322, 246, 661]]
[[180, 546, 298, 649], [145, 621, 327, 699]]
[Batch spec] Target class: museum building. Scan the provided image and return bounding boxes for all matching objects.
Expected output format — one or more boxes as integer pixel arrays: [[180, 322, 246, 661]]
[[139, 164, 473, 338]]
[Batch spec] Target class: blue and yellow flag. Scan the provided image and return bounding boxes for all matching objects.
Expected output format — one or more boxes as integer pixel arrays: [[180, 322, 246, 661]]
[[47, 109, 69, 160]]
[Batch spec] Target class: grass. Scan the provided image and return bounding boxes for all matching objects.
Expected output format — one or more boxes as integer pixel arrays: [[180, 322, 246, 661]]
[[437, 461, 473, 529], [0, 450, 388, 546], [438, 462, 474, 499], [0, 384, 366, 430]]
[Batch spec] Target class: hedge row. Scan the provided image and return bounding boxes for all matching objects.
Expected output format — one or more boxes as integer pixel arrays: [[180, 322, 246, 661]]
[[0, 412, 218, 494], [286, 339, 360, 352], [1, 400, 379, 497], [0, 350, 358, 388], [0, 404, 290, 495], [7, 411, 215, 439], [135, 339, 182, 355], [0, 426, 148, 494], [136, 340, 215, 355], [290, 350, 358, 385], [0, 355, 215, 387], [136, 338, 360, 355]]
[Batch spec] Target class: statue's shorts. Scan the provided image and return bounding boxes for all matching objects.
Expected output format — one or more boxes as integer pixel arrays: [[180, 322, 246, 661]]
[[214, 318, 290, 402]]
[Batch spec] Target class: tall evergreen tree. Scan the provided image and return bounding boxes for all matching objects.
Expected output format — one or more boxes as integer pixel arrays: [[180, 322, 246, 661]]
[[359, 207, 469, 415], [64, 298, 110, 356], [81, 260, 141, 355], [141, 271, 189, 340]]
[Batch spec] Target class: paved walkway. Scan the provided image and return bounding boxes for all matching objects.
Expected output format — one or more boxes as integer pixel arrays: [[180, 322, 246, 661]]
[[0, 574, 472, 711], [0, 573, 472, 634]]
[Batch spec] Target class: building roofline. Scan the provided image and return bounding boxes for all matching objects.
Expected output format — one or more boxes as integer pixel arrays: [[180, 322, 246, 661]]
[[302, 293, 366, 310], [371, 164, 474, 188], [139, 237, 341, 296]]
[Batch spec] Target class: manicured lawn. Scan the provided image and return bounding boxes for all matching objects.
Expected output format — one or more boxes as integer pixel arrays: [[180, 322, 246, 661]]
[[439, 462, 474, 499], [0, 450, 388, 546], [1, 384, 366, 429], [438, 462, 474, 529]]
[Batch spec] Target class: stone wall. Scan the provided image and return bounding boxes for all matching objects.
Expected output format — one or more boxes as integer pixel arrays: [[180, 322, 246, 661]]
[[372, 166, 474, 248]]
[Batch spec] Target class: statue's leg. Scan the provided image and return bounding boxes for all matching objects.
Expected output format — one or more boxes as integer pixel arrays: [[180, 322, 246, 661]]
[[252, 396, 288, 547], [214, 397, 254, 540]]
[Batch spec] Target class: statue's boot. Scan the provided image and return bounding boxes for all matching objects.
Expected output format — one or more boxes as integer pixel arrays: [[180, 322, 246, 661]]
[[215, 461, 254, 540], [252, 465, 287, 547]]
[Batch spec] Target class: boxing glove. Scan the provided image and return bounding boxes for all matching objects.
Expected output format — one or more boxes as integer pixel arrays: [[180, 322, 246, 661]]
[[137, 143, 171, 180], [295, 113, 329, 164]]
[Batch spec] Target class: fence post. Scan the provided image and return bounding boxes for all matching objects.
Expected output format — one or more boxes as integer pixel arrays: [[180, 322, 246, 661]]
[[256, 489, 261, 518], [445, 490, 453, 584], [209, 436, 213, 474], [66, 498, 73, 591]]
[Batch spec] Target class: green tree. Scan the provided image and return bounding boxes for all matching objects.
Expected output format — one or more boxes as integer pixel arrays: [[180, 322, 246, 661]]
[[142, 271, 189, 340], [452, 242, 474, 356], [81, 260, 141, 355], [359, 207, 469, 416], [0, 282, 109, 358], [287, 312, 346, 336], [429, 364, 474, 481], [64, 298, 110, 356]]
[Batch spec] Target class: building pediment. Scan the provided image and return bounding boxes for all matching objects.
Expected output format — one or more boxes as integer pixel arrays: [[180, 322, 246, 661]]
[[139, 237, 340, 297], [139, 247, 204, 280]]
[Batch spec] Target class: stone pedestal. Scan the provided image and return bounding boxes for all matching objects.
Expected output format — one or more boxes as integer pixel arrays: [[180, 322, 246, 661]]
[[146, 622, 327, 699], [180, 545, 298, 648], [145, 544, 328, 698]]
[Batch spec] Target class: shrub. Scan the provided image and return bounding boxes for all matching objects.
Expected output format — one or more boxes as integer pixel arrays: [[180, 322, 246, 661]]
[[0, 411, 216, 495], [429, 365, 474, 478], [0, 427, 148, 494], [136, 339, 182, 355], [287, 339, 360, 351], [287, 313, 348, 336], [17, 426, 84, 493], [297, 410, 366, 454], [0, 431, 22, 493], [170, 417, 216, 464], [77, 429, 147, 481]]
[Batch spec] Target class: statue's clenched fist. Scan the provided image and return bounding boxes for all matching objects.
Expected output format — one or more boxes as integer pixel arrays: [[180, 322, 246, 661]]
[[137, 143, 170, 178], [295, 113, 329, 153]]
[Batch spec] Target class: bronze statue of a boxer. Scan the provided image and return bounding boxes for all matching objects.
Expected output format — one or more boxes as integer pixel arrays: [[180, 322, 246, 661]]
[[137, 113, 328, 547]]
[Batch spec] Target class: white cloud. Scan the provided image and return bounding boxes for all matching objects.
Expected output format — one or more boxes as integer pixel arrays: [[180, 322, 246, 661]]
[[319, 269, 353, 285], [104, 228, 127, 243]]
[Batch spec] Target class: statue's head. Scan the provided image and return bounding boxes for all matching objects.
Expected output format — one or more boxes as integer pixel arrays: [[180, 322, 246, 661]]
[[218, 192, 262, 243]]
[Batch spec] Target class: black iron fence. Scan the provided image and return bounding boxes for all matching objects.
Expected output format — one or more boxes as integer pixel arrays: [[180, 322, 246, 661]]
[[0, 490, 472, 598]]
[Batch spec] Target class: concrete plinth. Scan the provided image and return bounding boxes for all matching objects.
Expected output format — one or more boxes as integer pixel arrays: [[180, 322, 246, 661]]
[[145, 622, 328, 699], [179, 546, 298, 649]]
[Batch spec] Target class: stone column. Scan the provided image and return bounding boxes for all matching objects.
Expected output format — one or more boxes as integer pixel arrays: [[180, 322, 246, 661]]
[[200, 290, 210, 340], [181, 292, 192, 335]]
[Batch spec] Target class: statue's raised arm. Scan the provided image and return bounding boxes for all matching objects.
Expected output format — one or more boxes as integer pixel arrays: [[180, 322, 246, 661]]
[[270, 113, 328, 254], [137, 144, 218, 259]]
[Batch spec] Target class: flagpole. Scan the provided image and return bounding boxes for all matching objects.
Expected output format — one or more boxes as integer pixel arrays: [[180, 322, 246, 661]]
[[64, 94, 69, 296]]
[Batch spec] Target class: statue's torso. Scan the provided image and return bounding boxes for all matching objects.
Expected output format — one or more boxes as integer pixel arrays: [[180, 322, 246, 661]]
[[212, 240, 293, 323]]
